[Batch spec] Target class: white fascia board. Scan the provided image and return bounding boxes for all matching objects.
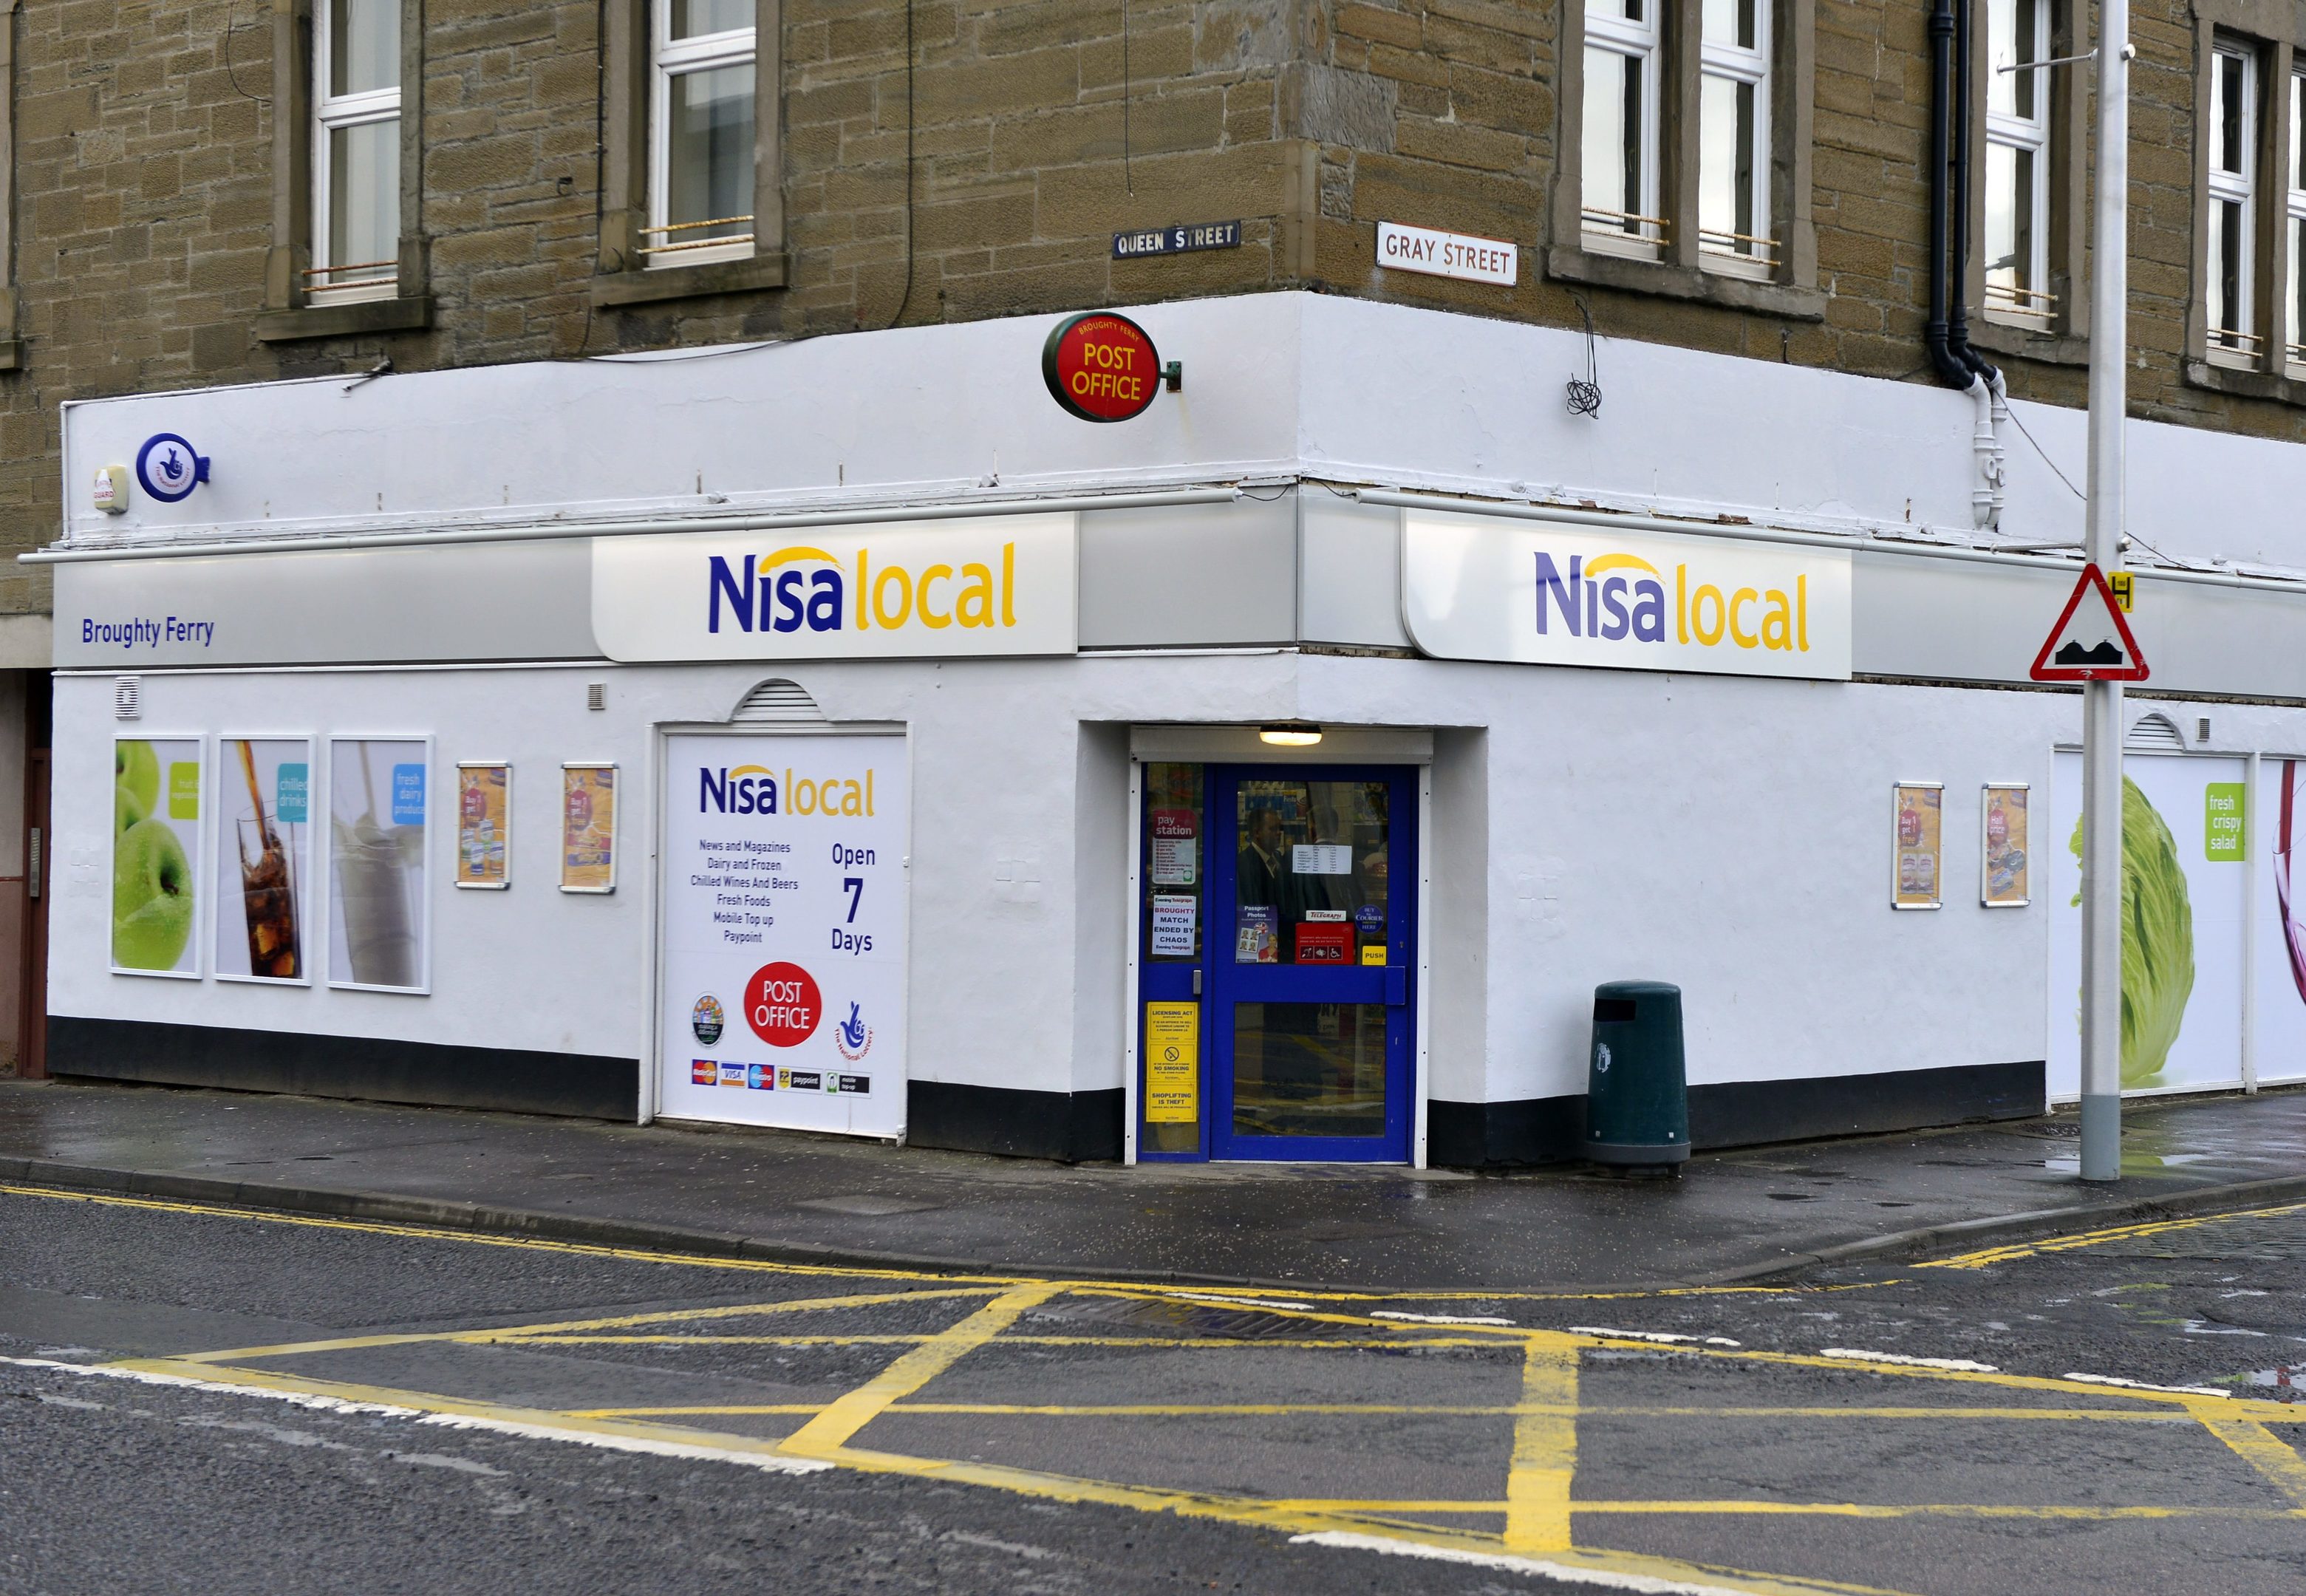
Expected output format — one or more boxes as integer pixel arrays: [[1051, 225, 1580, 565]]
[[56, 291, 2306, 579]]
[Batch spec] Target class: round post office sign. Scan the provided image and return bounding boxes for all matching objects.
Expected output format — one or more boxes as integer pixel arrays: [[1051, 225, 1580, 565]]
[[1042, 312, 1161, 422]]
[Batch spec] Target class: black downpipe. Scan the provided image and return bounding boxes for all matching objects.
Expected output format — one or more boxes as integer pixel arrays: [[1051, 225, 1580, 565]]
[[1925, 0, 1998, 389]]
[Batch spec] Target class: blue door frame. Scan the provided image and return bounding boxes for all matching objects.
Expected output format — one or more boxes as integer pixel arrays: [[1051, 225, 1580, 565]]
[[1138, 763, 1416, 1163]]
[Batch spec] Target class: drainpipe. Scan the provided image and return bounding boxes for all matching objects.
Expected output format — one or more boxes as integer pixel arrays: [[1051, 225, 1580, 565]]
[[1927, 0, 2006, 531]]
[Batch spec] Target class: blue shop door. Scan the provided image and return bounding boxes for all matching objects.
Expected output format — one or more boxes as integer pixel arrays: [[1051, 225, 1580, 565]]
[[1208, 765, 1416, 1162]]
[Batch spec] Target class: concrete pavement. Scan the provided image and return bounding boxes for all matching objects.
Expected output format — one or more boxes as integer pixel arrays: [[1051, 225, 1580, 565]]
[[2, 1077, 2303, 1289]]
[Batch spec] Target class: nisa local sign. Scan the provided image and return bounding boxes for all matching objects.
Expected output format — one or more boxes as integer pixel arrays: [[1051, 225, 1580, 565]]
[[592, 513, 1076, 663], [1400, 510, 1852, 681]]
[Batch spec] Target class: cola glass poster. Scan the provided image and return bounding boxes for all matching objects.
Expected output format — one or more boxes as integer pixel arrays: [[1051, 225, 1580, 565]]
[[214, 737, 314, 983], [657, 732, 907, 1136], [329, 738, 431, 992], [111, 736, 202, 977]]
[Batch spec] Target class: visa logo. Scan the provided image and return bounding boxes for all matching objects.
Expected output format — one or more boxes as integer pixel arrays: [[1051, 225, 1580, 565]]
[[709, 545, 1020, 635], [1535, 552, 1811, 655]]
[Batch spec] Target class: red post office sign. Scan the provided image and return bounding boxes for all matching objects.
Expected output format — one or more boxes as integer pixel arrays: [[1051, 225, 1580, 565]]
[[1043, 312, 1161, 422]]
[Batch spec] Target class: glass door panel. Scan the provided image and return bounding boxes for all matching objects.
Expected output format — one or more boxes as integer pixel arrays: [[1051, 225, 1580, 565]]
[[1212, 766, 1414, 1162]]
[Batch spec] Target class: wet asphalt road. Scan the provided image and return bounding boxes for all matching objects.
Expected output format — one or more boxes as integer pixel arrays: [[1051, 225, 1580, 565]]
[[2, 1181, 2303, 1596]]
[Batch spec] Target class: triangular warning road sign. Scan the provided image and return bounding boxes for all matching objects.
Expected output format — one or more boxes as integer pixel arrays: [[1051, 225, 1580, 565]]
[[2030, 563, 2149, 682]]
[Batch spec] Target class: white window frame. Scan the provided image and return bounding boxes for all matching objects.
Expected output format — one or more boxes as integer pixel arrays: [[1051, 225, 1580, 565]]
[[1697, 0, 1773, 277], [2208, 40, 2260, 364], [310, 0, 400, 305], [1583, 2, 1666, 259], [647, 1, 757, 270], [1982, 0, 2053, 324], [2288, 66, 2306, 371]]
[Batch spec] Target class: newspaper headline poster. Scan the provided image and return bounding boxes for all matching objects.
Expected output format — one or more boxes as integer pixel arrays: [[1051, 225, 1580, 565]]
[[215, 737, 315, 983], [561, 765, 617, 892], [111, 737, 202, 977], [2050, 751, 2246, 1096], [658, 733, 907, 1135], [457, 764, 511, 888], [1982, 785, 2030, 907], [330, 738, 429, 992], [1892, 784, 1943, 909]]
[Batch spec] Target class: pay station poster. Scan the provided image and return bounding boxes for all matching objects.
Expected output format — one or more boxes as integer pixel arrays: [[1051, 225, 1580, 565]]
[[2050, 752, 2246, 1096], [659, 732, 907, 1134]]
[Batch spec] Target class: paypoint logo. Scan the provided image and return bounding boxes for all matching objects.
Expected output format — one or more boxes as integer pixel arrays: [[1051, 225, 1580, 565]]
[[700, 763, 876, 817], [1535, 551, 1812, 655], [709, 544, 1019, 636]]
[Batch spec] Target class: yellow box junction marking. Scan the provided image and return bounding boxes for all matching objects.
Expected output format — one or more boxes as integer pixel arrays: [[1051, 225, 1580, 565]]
[[10, 1179, 2306, 1596]]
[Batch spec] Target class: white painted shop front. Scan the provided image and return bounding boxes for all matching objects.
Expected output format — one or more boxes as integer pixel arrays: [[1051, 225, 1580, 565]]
[[38, 293, 2306, 1164]]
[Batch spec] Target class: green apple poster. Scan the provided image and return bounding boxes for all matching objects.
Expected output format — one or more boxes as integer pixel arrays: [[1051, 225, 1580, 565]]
[[214, 737, 313, 982], [112, 737, 202, 975]]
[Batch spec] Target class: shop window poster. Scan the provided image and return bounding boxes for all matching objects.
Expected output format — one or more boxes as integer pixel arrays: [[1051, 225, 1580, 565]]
[[2258, 759, 2306, 1085], [456, 763, 511, 889], [1891, 782, 1942, 910], [561, 763, 617, 893], [1981, 785, 2029, 907], [2050, 752, 2246, 1097], [330, 738, 431, 992], [215, 737, 315, 984], [112, 736, 202, 978]]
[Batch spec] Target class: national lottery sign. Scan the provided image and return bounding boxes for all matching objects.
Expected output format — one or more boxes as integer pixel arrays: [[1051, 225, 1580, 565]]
[[658, 732, 907, 1136]]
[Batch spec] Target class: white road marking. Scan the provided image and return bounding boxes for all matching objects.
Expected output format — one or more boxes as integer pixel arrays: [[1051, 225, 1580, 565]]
[[1291, 1531, 1763, 1594], [1169, 1294, 1315, 1312], [1821, 1348, 1997, 1372], [1569, 1327, 1740, 1347], [2064, 1372, 2229, 1398], [1372, 1311, 1517, 1326], [0, 1355, 830, 1476]]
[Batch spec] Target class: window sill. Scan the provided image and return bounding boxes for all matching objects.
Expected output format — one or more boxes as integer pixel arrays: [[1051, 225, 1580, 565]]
[[2183, 358, 2306, 408], [1544, 245, 1825, 321], [590, 252, 787, 307], [254, 296, 432, 344], [1970, 318, 2088, 366]]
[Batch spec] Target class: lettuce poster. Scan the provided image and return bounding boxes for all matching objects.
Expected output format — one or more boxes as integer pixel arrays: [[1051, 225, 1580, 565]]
[[2050, 753, 2245, 1096]]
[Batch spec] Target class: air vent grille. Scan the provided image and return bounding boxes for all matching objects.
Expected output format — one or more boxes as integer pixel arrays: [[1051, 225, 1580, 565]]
[[114, 676, 140, 720], [731, 679, 828, 725], [2126, 712, 2186, 751]]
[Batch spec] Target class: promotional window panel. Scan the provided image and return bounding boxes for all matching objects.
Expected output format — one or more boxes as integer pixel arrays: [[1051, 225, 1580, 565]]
[[111, 737, 202, 977], [215, 737, 315, 983], [659, 732, 907, 1136], [2254, 758, 2306, 1085], [2050, 751, 2247, 1097], [329, 738, 431, 992]]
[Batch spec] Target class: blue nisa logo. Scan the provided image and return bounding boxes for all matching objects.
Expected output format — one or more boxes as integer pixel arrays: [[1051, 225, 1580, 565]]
[[710, 549, 845, 635], [700, 764, 778, 814], [1536, 553, 1668, 641]]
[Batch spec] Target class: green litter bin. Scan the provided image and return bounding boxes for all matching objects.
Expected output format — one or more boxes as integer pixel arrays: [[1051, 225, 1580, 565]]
[[1582, 980, 1690, 1170]]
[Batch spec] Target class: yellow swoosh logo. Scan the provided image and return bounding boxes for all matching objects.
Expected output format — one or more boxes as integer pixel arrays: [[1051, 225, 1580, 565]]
[[1584, 553, 1659, 577], [762, 546, 841, 569], [730, 765, 773, 778]]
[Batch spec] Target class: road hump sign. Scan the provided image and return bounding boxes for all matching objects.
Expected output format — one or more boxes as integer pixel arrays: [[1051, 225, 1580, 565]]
[[2030, 563, 2149, 682]]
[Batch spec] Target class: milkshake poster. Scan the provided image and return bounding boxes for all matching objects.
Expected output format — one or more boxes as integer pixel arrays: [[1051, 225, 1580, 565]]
[[214, 737, 314, 983], [111, 737, 202, 977], [329, 738, 431, 992]]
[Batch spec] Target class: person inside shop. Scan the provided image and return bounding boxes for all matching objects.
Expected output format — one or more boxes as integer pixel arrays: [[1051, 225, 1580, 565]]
[[1238, 804, 1289, 911]]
